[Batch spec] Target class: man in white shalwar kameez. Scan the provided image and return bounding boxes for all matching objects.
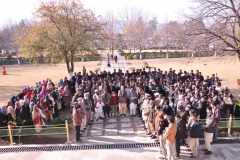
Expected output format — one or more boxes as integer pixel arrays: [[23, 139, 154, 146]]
[[93, 90, 103, 120]]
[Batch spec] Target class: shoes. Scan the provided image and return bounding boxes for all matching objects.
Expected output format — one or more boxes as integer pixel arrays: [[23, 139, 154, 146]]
[[81, 130, 85, 133], [79, 134, 83, 136], [187, 149, 191, 151], [202, 149, 208, 151], [96, 118, 98, 121], [120, 114, 122, 116], [124, 114, 126, 116], [190, 156, 197, 158], [149, 135, 153, 137], [155, 140, 158, 142], [99, 117, 103, 119], [85, 125, 89, 127], [204, 151, 212, 155], [134, 115, 136, 117], [84, 128, 87, 130], [156, 142, 160, 144], [151, 135, 157, 139], [88, 123, 92, 125], [91, 120, 94, 121]]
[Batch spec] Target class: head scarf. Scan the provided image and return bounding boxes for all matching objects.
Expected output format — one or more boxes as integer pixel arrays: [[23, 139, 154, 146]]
[[19, 100, 25, 107], [42, 80, 46, 85], [7, 100, 13, 107], [59, 79, 66, 86], [22, 89, 26, 96], [64, 86, 68, 91], [24, 87, 28, 93], [15, 101, 21, 110], [1, 105, 8, 115], [7, 106, 16, 120], [40, 98, 47, 109]]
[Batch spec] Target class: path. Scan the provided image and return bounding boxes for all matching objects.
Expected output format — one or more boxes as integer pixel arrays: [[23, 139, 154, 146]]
[[69, 110, 148, 144], [1, 144, 240, 160], [101, 56, 129, 73]]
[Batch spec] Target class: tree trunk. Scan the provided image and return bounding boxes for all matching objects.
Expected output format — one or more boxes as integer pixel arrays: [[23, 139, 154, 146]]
[[140, 45, 142, 60], [237, 50, 240, 60]]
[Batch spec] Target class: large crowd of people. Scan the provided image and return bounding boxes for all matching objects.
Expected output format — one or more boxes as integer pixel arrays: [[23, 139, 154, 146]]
[[1, 62, 240, 159]]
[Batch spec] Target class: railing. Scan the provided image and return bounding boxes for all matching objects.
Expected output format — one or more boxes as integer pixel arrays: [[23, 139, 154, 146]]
[[0, 120, 70, 145]]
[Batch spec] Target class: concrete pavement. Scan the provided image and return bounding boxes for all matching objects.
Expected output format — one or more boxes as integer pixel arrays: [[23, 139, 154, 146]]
[[1, 143, 240, 160]]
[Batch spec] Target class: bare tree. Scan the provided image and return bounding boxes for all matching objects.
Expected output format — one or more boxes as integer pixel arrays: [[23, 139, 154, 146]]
[[104, 12, 118, 56], [183, 0, 240, 59], [117, 7, 152, 57]]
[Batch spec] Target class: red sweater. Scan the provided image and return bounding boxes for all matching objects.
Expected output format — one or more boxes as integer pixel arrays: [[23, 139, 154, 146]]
[[110, 95, 119, 105]]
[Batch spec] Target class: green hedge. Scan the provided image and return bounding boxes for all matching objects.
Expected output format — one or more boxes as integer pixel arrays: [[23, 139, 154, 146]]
[[120, 51, 215, 59], [0, 54, 101, 66], [74, 54, 101, 61]]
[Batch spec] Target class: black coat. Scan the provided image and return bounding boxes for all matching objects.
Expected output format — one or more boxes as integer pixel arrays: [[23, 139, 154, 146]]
[[188, 119, 201, 138], [176, 119, 183, 139]]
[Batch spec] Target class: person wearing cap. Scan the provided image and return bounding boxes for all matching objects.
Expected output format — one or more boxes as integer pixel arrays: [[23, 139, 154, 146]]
[[175, 114, 183, 159], [101, 89, 111, 117], [142, 94, 150, 129], [169, 85, 177, 110], [93, 89, 103, 120], [202, 106, 215, 155], [72, 104, 82, 143], [118, 86, 128, 116], [129, 88, 138, 116], [146, 100, 156, 139], [154, 92, 160, 106], [187, 113, 201, 158], [77, 98, 87, 132], [83, 93, 92, 125]]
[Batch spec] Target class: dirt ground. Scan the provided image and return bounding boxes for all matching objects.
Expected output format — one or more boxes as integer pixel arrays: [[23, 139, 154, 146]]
[[1, 56, 240, 107]]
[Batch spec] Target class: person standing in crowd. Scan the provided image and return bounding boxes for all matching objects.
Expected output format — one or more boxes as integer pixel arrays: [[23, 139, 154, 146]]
[[175, 114, 183, 159], [146, 100, 156, 139], [179, 106, 187, 144], [129, 88, 137, 117], [62, 86, 71, 112], [93, 90, 103, 121], [72, 104, 82, 143], [110, 91, 118, 116], [158, 115, 169, 159], [102, 89, 111, 117], [118, 86, 128, 116], [203, 106, 215, 155], [77, 98, 87, 133], [212, 102, 220, 141], [163, 116, 177, 160], [32, 105, 46, 134], [83, 93, 92, 125], [187, 113, 201, 158]]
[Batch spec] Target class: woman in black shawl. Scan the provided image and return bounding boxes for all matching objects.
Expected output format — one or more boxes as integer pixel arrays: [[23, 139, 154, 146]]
[[51, 91, 59, 118], [19, 103, 30, 125]]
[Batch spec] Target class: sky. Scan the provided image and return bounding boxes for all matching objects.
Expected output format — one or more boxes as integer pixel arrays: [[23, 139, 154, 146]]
[[0, 0, 192, 27]]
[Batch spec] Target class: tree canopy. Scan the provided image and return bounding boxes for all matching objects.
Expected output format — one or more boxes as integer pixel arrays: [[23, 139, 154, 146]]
[[15, 0, 105, 76]]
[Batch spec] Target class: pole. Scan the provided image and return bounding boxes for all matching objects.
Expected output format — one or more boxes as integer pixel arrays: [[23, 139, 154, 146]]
[[228, 114, 232, 136], [166, 16, 169, 59], [8, 125, 13, 145], [65, 120, 70, 143]]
